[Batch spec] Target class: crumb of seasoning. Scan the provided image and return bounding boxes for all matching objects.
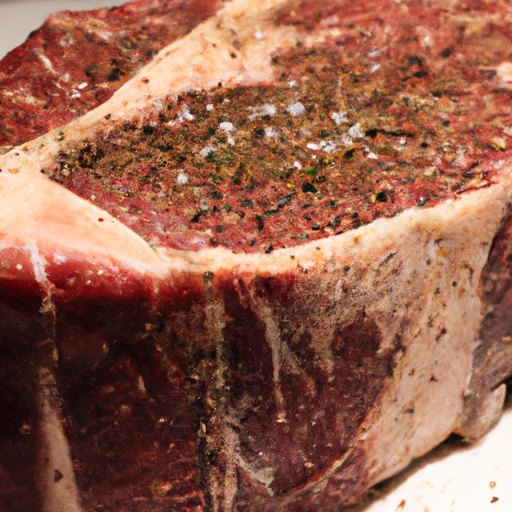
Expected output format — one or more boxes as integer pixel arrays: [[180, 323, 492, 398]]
[[491, 496, 499, 503], [396, 499, 406, 511], [490, 481, 496, 489]]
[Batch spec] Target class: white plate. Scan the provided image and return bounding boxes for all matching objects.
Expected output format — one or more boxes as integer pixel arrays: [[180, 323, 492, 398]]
[[363, 409, 512, 512], [0, 1, 511, 511]]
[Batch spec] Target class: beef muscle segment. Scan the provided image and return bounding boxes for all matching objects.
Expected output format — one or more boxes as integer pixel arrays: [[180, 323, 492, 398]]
[[2, 0, 512, 511], [0, 0, 221, 148]]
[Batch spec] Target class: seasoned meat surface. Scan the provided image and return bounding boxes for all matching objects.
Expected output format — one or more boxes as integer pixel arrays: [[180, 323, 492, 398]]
[[39, 0, 512, 253]]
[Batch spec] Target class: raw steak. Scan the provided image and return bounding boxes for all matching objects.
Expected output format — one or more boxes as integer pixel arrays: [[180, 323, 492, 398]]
[[2, 0, 512, 511]]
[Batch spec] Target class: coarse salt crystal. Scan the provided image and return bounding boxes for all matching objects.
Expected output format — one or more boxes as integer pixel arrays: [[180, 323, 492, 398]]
[[219, 121, 235, 133], [348, 122, 364, 138], [177, 173, 189, 185], [341, 133, 353, 146], [287, 101, 305, 116], [331, 111, 348, 125], [248, 103, 277, 120]]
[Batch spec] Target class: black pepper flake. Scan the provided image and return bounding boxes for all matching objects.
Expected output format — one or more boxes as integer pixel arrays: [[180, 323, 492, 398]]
[[311, 223, 321, 230], [343, 266, 350, 272], [107, 67, 121, 82], [265, 244, 274, 254], [417, 198, 427, 207], [463, 160, 480, 178], [407, 406, 415, 414], [255, 215, 264, 232], [327, 217, 341, 228], [440, 47, 453, 58], [302, 182, 318, 194], [191, 211, 203, 223], [54, 469, 63, 483], [142, 125, 154, 136], [413, 70, 428, 79], [344, 149, 356, 160], [375, 191, 387, 203], [452, 281, 457, 287]]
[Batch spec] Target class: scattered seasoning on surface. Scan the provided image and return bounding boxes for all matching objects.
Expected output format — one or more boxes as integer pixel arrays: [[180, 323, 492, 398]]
[[43, 0, 510, 254], [491, 496, 499, 503]]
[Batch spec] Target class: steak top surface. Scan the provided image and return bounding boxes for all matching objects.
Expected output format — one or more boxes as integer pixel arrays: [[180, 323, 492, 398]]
[[32, 0, 512, 253]]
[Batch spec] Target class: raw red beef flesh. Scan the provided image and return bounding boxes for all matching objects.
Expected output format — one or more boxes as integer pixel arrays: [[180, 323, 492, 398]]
[[1, 0, 512, 511]]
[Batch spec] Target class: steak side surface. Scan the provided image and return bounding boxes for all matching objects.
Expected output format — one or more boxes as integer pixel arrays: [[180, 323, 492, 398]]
[[2, 0, 512, 511]]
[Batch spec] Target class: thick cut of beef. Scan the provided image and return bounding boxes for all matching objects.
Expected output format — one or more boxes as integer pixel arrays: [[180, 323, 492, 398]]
[[2, 0, 512, 510]]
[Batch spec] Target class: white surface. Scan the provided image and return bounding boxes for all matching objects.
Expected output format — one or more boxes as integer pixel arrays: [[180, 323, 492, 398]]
[[1, 1, 511, 511], [0, 0, 120, 58], [366, 409, 512, 512]]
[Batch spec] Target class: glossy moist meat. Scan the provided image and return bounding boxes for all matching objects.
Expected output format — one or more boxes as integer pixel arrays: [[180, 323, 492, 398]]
[[2, 0, 512, 511]]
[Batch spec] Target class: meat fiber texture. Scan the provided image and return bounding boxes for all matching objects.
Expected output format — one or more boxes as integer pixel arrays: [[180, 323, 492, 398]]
[[2, 0, 512, 511]]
